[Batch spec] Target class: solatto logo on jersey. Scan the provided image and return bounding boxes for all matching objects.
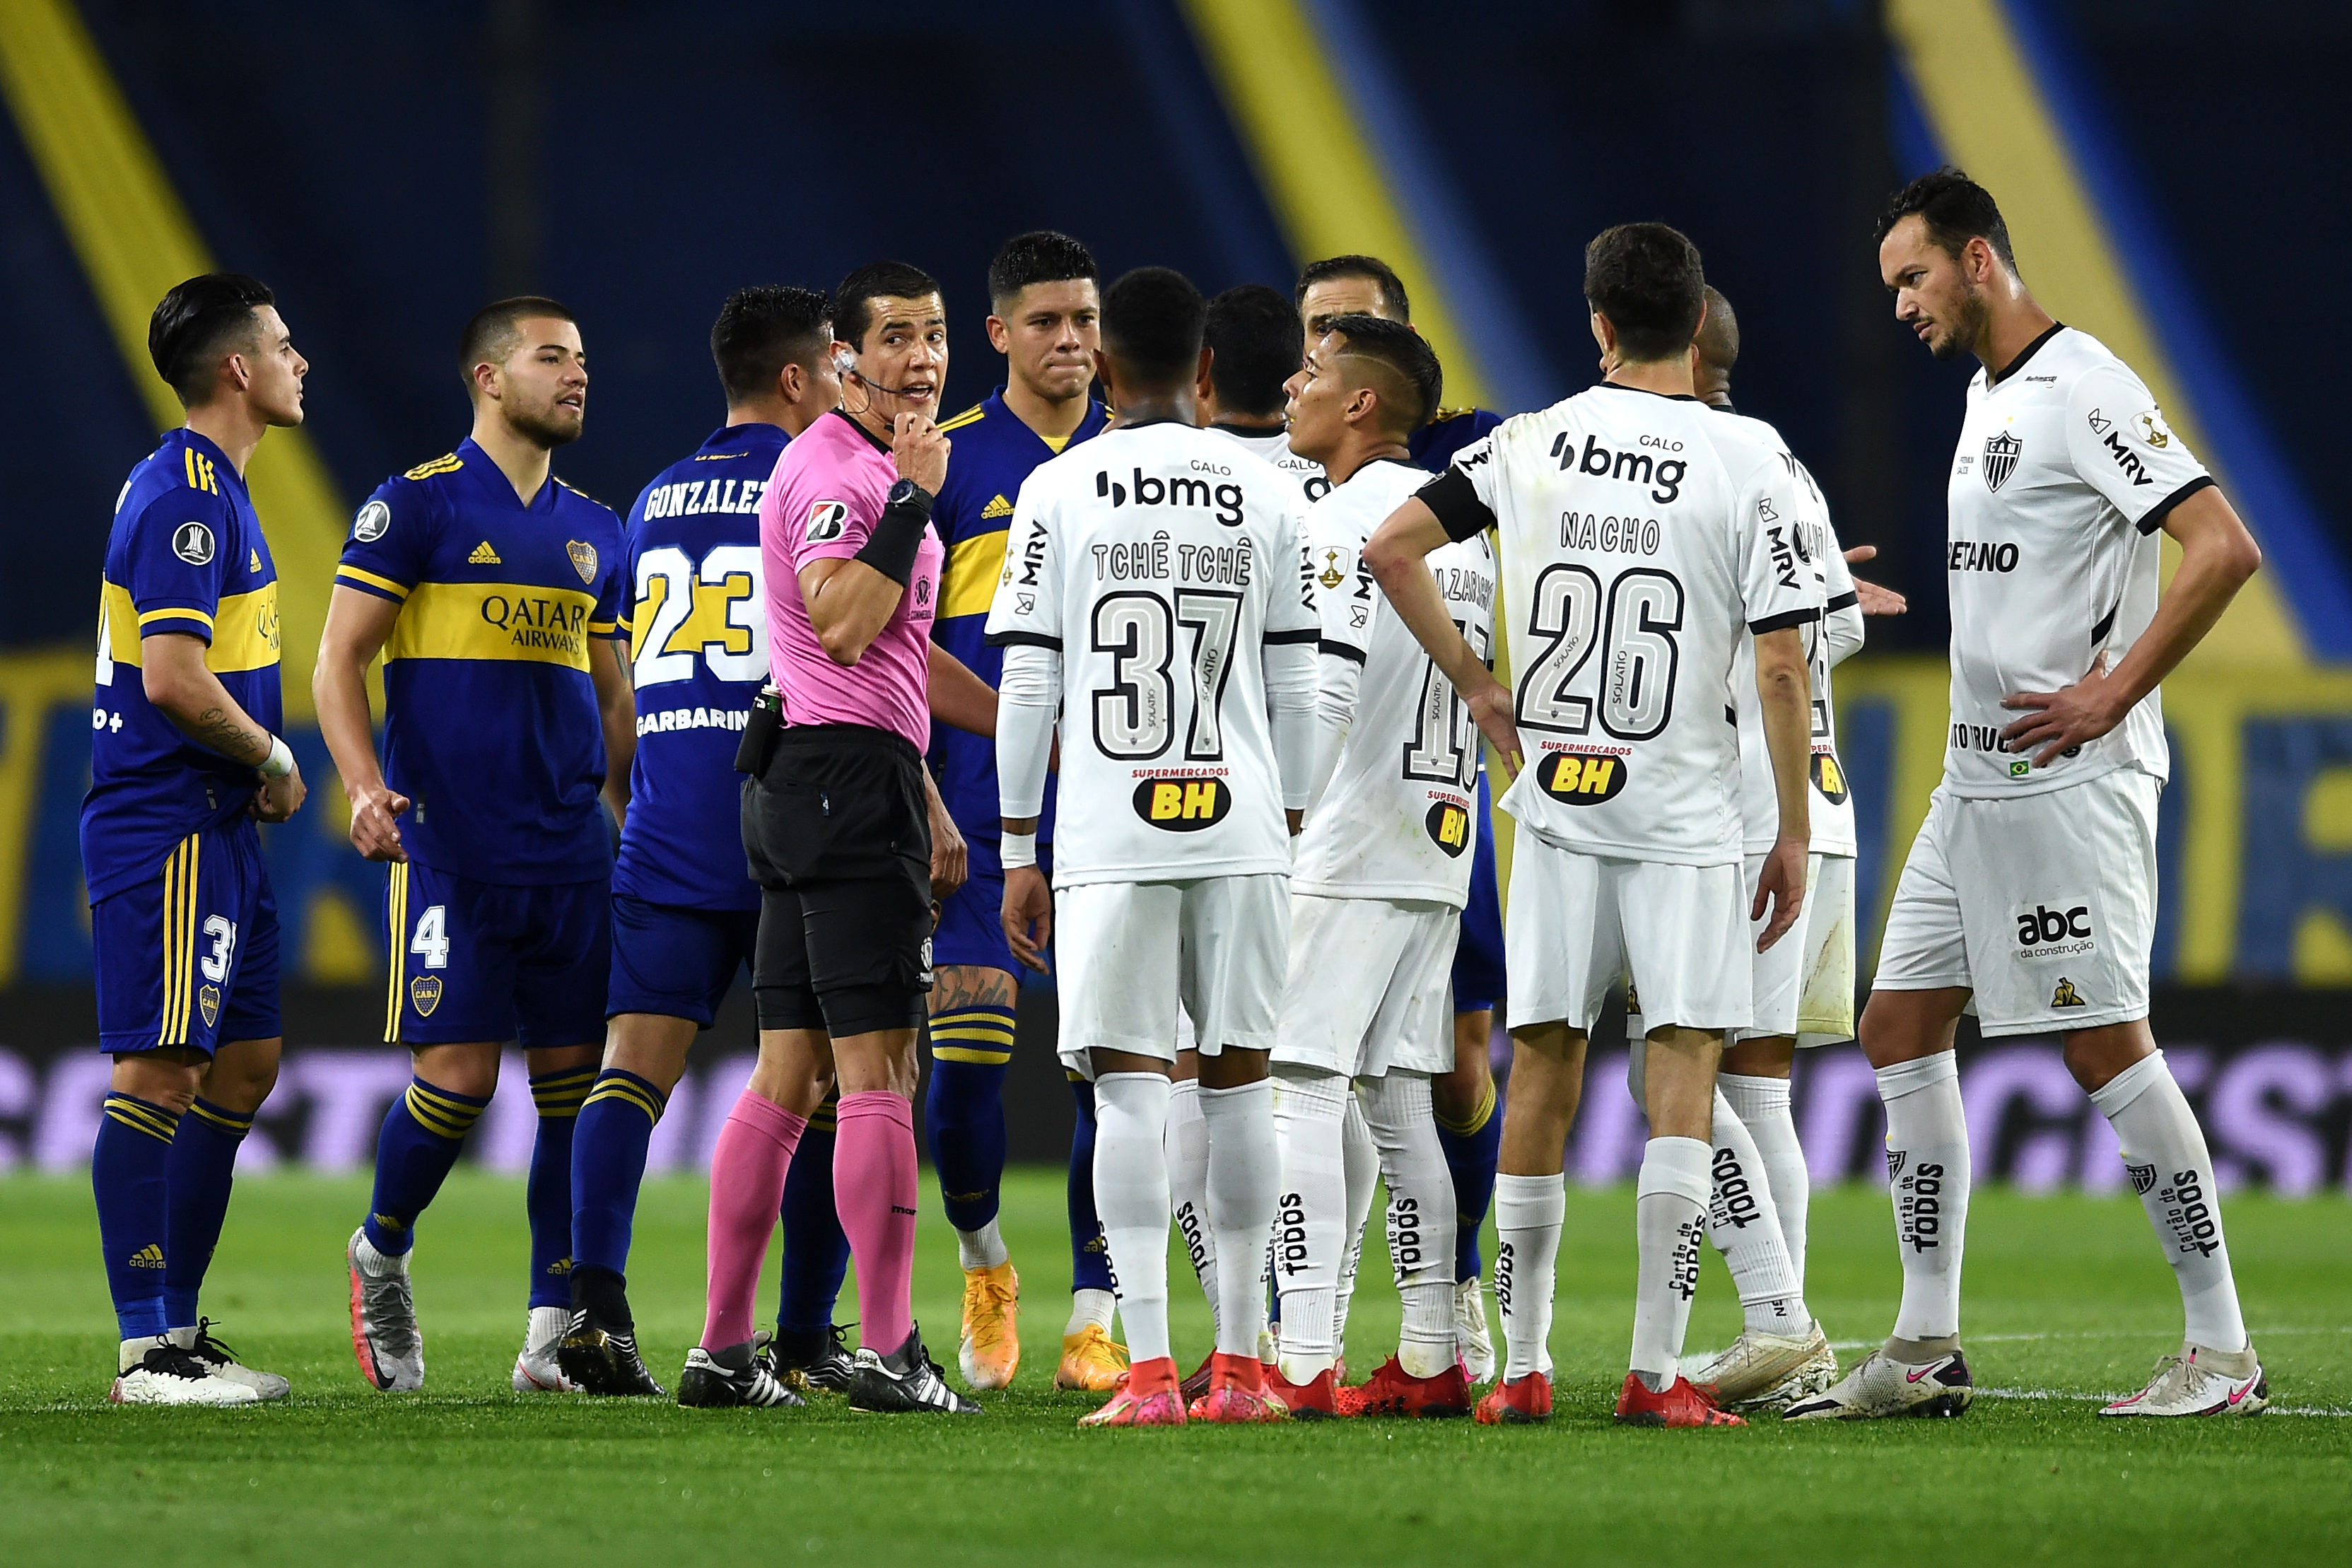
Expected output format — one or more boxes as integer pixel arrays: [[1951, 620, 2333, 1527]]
[[1133, 776, 1231, 831], [1536, 750, 1627, 805], [1426, 800, 1471, 856]]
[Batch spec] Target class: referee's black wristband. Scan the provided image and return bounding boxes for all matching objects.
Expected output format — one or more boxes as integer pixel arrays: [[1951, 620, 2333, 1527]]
[[854, 498, 930, 586]]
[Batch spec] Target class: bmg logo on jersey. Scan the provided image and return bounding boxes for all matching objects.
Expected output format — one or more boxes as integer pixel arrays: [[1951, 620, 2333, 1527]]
[[1094, 467, 1246, 527], [1535, 749, 1628, 804], [1425, 800, 1471, 856], [1132, 774, 1231, 831], [1550, 431, 1685, 504], [2013, 899, 2096, 961]]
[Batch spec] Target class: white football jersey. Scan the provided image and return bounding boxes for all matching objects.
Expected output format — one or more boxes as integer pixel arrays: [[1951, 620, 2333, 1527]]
[[1293, 458, 1497, 904], [985, 421, 1319, 886], [1721, 418, 1859, 856], [1210, 423, 1330, 505], [1942, 325, 2207, 797], [1427, 385, 1822, 867]]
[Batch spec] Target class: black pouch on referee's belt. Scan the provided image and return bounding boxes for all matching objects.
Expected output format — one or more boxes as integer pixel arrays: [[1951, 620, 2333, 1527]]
[[735, 684, 784, 776]]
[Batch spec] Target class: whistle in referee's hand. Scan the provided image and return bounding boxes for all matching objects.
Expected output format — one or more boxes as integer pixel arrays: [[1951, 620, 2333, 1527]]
[[736, 684, 785, 776]]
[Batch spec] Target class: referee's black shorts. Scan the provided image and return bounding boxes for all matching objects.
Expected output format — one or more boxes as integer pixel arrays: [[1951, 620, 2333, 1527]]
[[740, 722, 933, 1038]]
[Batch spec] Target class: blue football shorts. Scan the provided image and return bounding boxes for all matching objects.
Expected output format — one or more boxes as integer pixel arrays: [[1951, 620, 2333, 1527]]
[[1451, 769, 1506, 1014], [93, 814, 279, 1055], [383, 860, 609, 1048], [930, 833, 1055, 977], [607, 894, 758, 1028]]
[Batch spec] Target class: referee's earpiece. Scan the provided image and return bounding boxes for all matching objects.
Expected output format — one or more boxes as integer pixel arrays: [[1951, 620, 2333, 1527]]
[[833, 349, 857, 379]]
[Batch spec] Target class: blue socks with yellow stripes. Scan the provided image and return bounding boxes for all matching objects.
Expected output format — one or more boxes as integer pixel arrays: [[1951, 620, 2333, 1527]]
[[1436, 1077, 1502, 1284], [527, 1067, 592, 1309], [363, 1077, 489, 1256], [778, 1092, 851, 1333], [571, 1068, 667, 1297], [163, 1098, 252, 1328], [925, 1004, 1017, 1240], [1067, 1076, 1115, 1294], [94, 1092, 180, 1340]]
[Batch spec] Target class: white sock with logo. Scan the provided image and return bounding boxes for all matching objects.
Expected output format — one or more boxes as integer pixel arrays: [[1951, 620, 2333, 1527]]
[[1631, 1136, 1712, 1384], [1494, 1172, 1564, 1381], [1358, 1071, 1458, 1379], [1094, 1072, 1174, 1365], [1328, 1092, 1379, 1355], [1064, 1289, 1116, 1337], [1198, 1078, 1280, 1361], [1876, 1052, 1970, 1345], [2089, 1051, 2249, 1353], [955, 1216, 1008, 1272], [1270, 1068, 1348, 1379], [1163, 1075, 1217, 1338], [1705, 1090, 1808, 1335], [1719, 1072, 1808, 1285]]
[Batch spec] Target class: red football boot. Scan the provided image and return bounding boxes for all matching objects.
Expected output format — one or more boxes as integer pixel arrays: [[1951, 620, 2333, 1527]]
[[1474, 1369, 1553, 1425], [1178, 1352, 1215, 1405], [1079, 1355, 1187, 1427], [1613, 1371, 1747, 1427], [1263, 1362, 1344, 1419], [1188, 1350, 1289, 1423], [1353, 1355, 1473, 1419]]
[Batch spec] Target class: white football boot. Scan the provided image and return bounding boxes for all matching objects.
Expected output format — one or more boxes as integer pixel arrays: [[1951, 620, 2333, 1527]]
[[1683, 1321, 1837, 1409], [513, 1304, 580, 1392], [1454, 1277, 1496, 1384], [175, 1319, 290, 1400], [111, 1336, 261, 1407], [2100, 1342, 2267, 1417], [1783, 1343, 1973, 1421], [346, 1228, 425, 1392]]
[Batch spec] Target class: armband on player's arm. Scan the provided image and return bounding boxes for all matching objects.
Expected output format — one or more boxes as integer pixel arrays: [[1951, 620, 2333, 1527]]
[[853, 484, 933, 586], [995, 640, 1060, 825], [1263, 637, 1320, 812], [1416, 467, 1499, 544]]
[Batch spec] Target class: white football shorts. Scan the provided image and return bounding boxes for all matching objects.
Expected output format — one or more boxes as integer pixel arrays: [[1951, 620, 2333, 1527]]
[[1873, 770, 2158, 1036], [1731, 849, 1823, 1043], [1056, 874, 1289, 1077], [1504, 835, 1750, 1034], [1273, 894, 1458, 1078], [1796, 852, 1856, 1047]]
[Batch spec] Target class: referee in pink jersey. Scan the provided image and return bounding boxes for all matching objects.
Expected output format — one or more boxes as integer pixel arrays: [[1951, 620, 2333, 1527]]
[[681, 262, 978, 1415]]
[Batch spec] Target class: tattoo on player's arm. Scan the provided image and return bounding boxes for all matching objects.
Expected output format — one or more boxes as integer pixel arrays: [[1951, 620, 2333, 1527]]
[[930, 964, 1018, 1012], [193, 705, 265, 763]]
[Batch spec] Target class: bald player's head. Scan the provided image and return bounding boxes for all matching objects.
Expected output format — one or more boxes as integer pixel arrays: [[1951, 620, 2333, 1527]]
[[1692, 285, 1738, 408]]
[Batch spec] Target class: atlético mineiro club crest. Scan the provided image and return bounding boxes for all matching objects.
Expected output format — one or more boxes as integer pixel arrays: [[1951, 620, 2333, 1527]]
[[1982, 429, 2022, 492]]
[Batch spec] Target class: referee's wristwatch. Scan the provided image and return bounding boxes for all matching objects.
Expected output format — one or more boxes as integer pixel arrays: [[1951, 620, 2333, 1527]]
[[887, 478, 934, 515]]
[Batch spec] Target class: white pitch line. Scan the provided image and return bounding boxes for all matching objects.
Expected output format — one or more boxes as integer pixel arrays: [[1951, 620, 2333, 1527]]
[[1827, 1326, 2352, 1352], [1972, 1387, 2351, 1417]]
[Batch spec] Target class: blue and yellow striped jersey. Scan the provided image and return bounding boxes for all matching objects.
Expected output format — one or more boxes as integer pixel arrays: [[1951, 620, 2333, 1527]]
[[929, 388, 1109, 840], [81, 429, 283, 903], [1410, 406, 1504, 474], [336, 438, 628, 884]]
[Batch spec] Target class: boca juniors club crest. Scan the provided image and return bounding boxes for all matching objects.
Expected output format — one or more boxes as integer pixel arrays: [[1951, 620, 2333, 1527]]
[[1982, 429, 2022, 492], [409, 974, 444, 1017], [566, 539, 598, 585], [198, 983, 220, 1029]]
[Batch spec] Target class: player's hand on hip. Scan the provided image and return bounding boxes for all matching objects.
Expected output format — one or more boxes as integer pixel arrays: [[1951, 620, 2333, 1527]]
[[251, 760, 307, 824], [929, 802, 969, 899], [1002, 865, 1053, 975], [1753, 833, 1808, 952], [892, 413, 949, 493], [346, 782, 411, 862], [1842, 547, 1909, 616], [1999, 651, 2121, 767], [1465, 677, 1525, 780]]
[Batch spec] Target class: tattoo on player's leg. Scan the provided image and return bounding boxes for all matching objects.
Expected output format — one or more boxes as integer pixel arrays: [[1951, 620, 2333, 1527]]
[[930, 965, 1017, 1015]]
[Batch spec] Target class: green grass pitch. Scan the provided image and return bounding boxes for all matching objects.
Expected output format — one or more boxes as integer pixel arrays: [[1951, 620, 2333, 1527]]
[[2, 1169, 2346, 1566]]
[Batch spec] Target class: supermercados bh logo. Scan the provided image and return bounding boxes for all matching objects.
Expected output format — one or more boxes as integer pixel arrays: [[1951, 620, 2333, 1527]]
[[2013, 899, 2095, 961], [1982, 428, 2022, 491], [1810, 749, 1849, 804], [1133, 772, 1231, 831], [1426, 797, 1471, 856], [1535, 749, 1628, 804]]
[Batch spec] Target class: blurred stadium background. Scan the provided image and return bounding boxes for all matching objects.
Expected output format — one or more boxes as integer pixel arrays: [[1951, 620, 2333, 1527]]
[[0, 0, 2346, 1193]]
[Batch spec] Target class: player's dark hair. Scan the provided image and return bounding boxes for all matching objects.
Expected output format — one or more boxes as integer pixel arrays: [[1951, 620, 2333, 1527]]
[[710, 286, 832, 404], [1101, 267, 1205, 386], [1874, 167, 2018, 270], [833, 261, 942, 351], [1694, 285, 1740, 377], [148, 273, 276, 406], [1205, 284, 1301, 419], [1583, 223, 1706, 364], [460, 296, 576, 387], [987, 231, 1099, 312], [1323, 312, 1441, 434], [1295, 254, 1410, 322]]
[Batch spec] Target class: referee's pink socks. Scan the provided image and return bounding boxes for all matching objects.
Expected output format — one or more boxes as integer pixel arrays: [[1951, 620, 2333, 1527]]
[[701, 1091, 805, 1352], [836, 1090, 919, 1355]]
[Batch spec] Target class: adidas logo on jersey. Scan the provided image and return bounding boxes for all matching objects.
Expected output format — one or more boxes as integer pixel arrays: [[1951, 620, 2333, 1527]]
[[469, 540, 502, 564], [249, 547, 263, 573], [127, 1244, 165, 1270], [981, 493, 1014, 520], [1094, 467, 1246, 526], [1132, 776, 1230, 831], [1535, 751, 1628, 805]]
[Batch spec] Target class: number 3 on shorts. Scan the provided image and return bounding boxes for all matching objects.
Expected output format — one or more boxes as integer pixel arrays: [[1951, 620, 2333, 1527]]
[[410, 904, 451, 970]]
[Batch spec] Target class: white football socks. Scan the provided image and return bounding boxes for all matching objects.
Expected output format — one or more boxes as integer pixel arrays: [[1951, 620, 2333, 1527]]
[[1630, 1136, 1712, 1383], [1270, 1068, 1348, 1378], [1329, 1091, 1378, 1353], [1359, 1071, 1458, 1379], [1094, 1072, 1174, 1365], [1164, 1075, 1217, 1337], [1065, 1288, 1116, 1337], [1494, 1172, 1564, 1381], [1198, 1078, 1280, 1360], [2089, 1050, 2249, 1353], [955, 1216, 1009, 1271], [1705, 1089, 1808, 1335], [1719, 1071, 1808, 1283], [1877, 1052, 1970, 1345]]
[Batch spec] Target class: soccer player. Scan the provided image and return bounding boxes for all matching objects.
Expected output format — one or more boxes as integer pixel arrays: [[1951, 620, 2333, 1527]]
[[1266, 315, 1486, 1419], [557, 286, 844, 1396], [322, 298, 634, 1395], [1297, 253, 1507, 1379], [989, 266, 1321, 1427], [1202, 283, 1326, 501], [925, 231, 1125, 1394], [1789, 170, 2268, 1420], [1367, 223, 1821, 1428], [691, 261, 976, 1415], [84, 274, 308, 1405]]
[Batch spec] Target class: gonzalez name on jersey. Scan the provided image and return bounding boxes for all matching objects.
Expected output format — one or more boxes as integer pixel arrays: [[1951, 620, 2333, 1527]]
[[1296, 457, 1494, 904], [1430, 385, 1820, 866], [984, 421, 1321, 884], [1943, 324, 2209, 797]]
